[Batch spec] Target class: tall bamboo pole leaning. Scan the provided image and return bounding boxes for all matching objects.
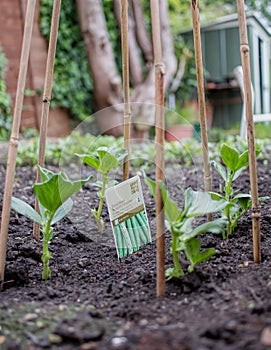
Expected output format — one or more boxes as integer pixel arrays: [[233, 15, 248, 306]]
[[236, 0, 261, 263], [0, 0, 37, 291], [33, 0, 62, 241], [120, 0, 131, 181], [191, 0, 212, 219], [150, 0, 165, 297]]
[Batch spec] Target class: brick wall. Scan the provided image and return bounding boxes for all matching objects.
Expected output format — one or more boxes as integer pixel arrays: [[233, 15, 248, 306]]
[[0, 0, 70, 137]]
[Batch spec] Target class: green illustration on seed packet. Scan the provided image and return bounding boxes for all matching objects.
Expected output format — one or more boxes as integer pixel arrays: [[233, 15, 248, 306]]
[[105, 176, 151, 258]]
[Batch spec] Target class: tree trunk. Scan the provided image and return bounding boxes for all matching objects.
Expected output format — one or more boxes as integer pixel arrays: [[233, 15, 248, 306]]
[[130, 0, 177, 135], [76, 0, 123, 136], [76, 0, 177, 138]]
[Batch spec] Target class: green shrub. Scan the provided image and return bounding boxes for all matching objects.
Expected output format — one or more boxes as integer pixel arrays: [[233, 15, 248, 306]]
[[40, 0, 93, 122]]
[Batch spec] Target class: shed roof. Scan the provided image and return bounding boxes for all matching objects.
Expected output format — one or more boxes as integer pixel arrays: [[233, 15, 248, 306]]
[[181, 11, 271, 36]]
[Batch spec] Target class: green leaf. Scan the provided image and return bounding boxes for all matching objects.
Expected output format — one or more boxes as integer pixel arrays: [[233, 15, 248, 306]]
[[255, 148, 261, 158], [144, 174, 156, 198], [159, 181, 182, 224], [175, 216, 194, 234], [235, 150, 249, 171], [234, 149, 261, 177], [209, 192, 225, 201], [37, 166, 55, 182], [184, 238, 216, 272], [232, 193, 251, 200], [184, 188, 227, 217], [211, 160, 227, 182], [259, 196, 269, 202], [107, 147, 128, 162], [11, 197, 42, 224], [97, 147, 127, 174], [51, 198, 73, 225], [220, 144, 239, 171], [165, 267, 184, 280], [76, 147, 127, 175], [75, 153, 100, 170], [229, 200, 239, 212], [184, 187, 194, 213], [38, 201, 46, 218], [181, 217, 227, 242], [98, 150, 119, 174], [232, 193, 252, 210], [34, 172, 92, 215], [165, 219, 171, 232], [144, 176, 182, 224], [91, 180, 103, 188]]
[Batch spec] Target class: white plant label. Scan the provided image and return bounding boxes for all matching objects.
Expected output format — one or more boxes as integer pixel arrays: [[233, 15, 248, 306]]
[[105, 175, 151, 258]]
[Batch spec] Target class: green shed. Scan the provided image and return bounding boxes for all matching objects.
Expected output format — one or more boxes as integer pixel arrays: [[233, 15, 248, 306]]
[[181, 11, 271, 128]]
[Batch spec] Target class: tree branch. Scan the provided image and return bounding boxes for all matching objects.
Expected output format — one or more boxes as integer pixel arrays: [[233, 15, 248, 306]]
[[159, 0, 178, 88], [131, 0, 153, 65], [170, 49, 192, 93]]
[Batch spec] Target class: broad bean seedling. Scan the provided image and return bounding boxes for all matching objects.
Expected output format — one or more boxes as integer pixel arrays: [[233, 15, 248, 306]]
[[11, 166, 92, 279]]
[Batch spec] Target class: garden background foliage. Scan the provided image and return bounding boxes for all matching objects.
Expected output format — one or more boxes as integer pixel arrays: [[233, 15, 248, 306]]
[[0, 0, 270, 139]]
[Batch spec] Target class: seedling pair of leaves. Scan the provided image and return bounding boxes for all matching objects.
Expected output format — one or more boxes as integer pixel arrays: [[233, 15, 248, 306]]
[[145, 176, 227, 280], [11, 166, 92, 280], [210, 144, 268, 239], [76, 146, 128, 232]]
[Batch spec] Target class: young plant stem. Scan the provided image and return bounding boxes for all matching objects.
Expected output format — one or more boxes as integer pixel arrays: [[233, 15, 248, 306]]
[[95, 173, 108, 232], [225, 171, 234, 237], [41, 214, 54, 280], [225, 206, 232, 238], [97, 173, 107, 217], [171, 231, 184, 278], [225, 171, 234, 200]]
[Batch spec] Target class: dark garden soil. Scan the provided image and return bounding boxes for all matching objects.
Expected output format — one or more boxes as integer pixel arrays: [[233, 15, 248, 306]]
[[1, 155, 271, 350]]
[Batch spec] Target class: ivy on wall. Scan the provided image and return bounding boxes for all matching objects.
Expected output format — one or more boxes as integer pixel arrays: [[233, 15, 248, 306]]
[[40, 0, 94, 122]]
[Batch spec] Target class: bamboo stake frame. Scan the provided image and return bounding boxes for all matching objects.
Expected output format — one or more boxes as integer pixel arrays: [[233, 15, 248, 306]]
[[236, 0, 261, 263], [120, 0, 131, 181], [150, 0, 166, 297], [0, 0, 261, 297], [0, 0, 37, 290], [191, 0, 212, 211], [33, 0, 62, 241]]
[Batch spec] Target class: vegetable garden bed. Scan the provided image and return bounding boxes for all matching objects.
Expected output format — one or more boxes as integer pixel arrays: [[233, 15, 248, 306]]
[[1, 154, 271, 350]]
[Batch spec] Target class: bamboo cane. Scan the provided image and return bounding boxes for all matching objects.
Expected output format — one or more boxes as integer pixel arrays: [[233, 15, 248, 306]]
[[0, 0, 37, 291], [150, 0, 165, 297], [33, 0, 62, 241], [236, 0, 261, 263], [191, 0, 212, 220], [120, 0, 131, 181]]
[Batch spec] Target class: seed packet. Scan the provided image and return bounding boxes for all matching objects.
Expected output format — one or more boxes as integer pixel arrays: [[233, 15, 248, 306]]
[[105, 175, 151, 258]]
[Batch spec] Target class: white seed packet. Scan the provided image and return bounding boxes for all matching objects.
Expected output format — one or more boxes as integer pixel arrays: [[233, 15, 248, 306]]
[[105, 175, 151, 258]]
